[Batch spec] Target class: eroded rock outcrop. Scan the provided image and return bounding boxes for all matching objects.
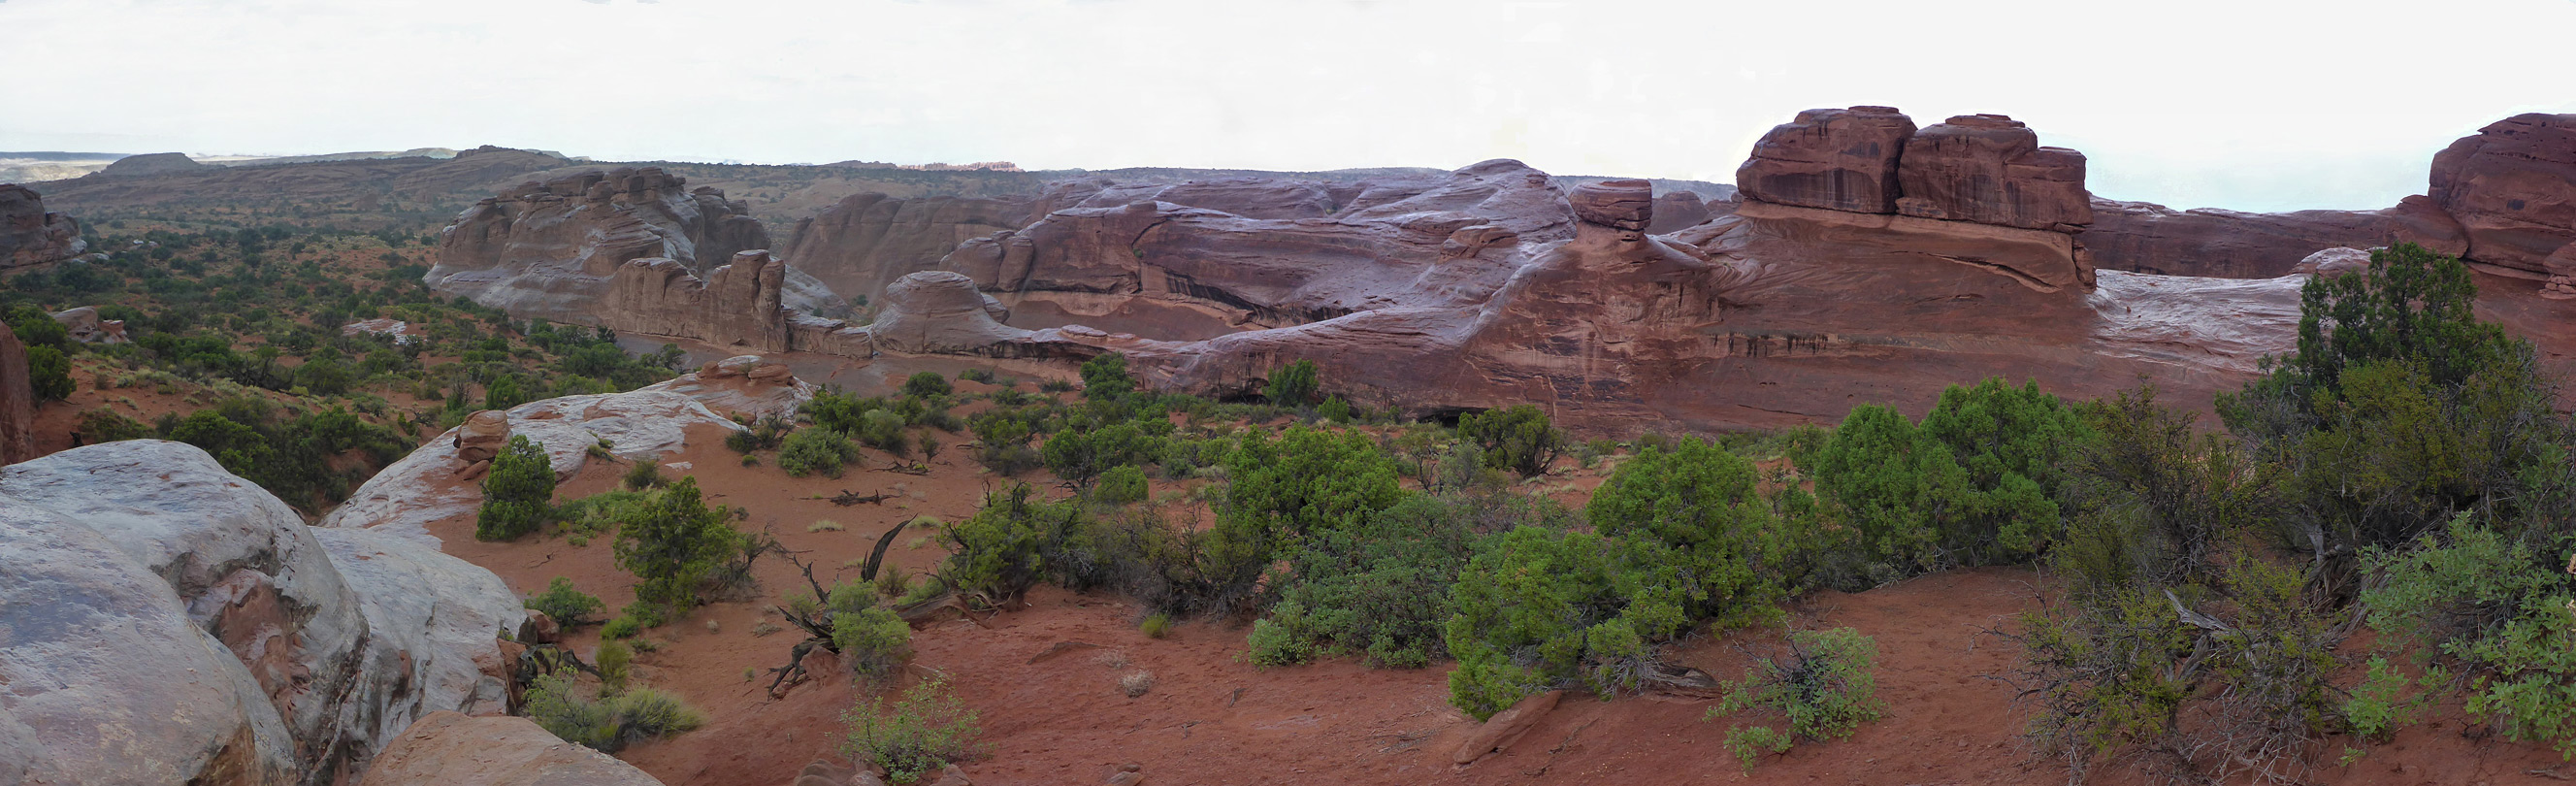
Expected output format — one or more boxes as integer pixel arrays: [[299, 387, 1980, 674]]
[[428, 168, 836, 325], [1736, 106, 1915, 213], [1896, 115, 2092, 231], [320, 357, 812, 543], [0, 323, 29, 466], [2082, 195, 2468, 278], [0, 441, 523, 785], [365, 711, 665, 786], [49, 306, 128, 344], [603, 250, 792, 352], [1, 183, 84, 270], [780, 192, 1034, 304], [2429, 113, 2576, 278]]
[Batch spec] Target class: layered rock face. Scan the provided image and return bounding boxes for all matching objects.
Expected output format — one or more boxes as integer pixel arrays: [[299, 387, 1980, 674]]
[[0, 323, 28, 466], [1895, 115, 2092, 230], [428, 167, 830, 324], [1, 183, 84, 270], [603, 250, 792, 353], [2082, 196, 2468, 278], [2429, 113, 2576, 278], [1732, 108, 2095, 288], [780, 192, 1034, 304], [943, 159, 1576, 338], [0, 441, 524, 785], [1735, 106, 1915, 213]]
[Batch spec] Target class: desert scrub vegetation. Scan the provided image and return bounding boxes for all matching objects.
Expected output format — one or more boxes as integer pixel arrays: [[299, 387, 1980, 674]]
[[842, 678, 986, 784], [609, 476, 764, 629], [521, 671, 706, 753], [475, 435, 554, 540], [1707, 627, 1885, 772], [524, 576, 605, 626]]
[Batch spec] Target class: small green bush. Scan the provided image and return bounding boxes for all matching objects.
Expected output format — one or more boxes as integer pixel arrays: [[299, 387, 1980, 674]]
[[1079, 353, 1134, 401], [1707, 627, 1885, 772], [842, 678, 986, 784], [525, 576, 605, 625], [26, 345, 73, 401], [1139, 612, 1172, 639], [1263, 359, 1320, 408], [623, 459, 668, 490], [476, 436, 554, 541], [2351, 517, 2576, 756], [601, 615, 643, 639], [596, 639, 634, 690], [611, 477, 753, 615], [1457, 405, 1566, 478], [778, 428, 862, 478], [1094, 464, 1150, 505], [522, 672, 707, 753], [831, 606, 914, 677], [901, 371, 952, 399], [856, 409, 911, 457]]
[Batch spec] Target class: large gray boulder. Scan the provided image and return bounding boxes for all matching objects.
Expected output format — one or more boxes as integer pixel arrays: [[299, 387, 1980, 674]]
[[0, 441, 524, 785]]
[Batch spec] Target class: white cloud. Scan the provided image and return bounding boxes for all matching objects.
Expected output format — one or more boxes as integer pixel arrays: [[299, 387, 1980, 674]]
[[1, 0, 2570, 212]]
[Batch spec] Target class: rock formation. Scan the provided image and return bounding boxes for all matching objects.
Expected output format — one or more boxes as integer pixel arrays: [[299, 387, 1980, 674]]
[[49, 306, 128, 344], [0, 441, 524, 785], [2082, 195, 2467, 278], [603, 251, 792, 353], [1735, 106, 1916, 213], [89, 151, 210, 179], [365, 711, 666, 786], [0, 323, 30, 466], [321, 356, 812, 544], [427, 167, 839, 324], [1, 183, 84, 270], [780, 192, 1035, 304], [2429, 113, 2576, 280], [1895, 115, 2092, 231]]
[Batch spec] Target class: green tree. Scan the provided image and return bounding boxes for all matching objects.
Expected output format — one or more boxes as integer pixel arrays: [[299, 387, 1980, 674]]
[[901, 371, 951, 399], [25, 344, 73, 401], [1588, 438, 1812, 621], [1457, 405, 1566, 478], [611, 476, 750, 614], [1809, 405, 1962, 573], [1263, 359, 1320, 408], [1080, 352, 1134, 401], [476, 435, 554, 540], [1916, 377, 2094, 562]]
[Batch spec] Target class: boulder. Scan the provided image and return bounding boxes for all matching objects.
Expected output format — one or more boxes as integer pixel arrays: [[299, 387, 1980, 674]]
[[1452, 690, 1562, 765], [454, 409, 511, 464], [2290, 246, 2373, 278], [0, 183, 84, 271], [0, 442, 525, 784], [2429, 113, 2576, 276], [1894, 115, 2093, 231], [321, 365, 811, 544], [0, 323, 29, 465], [363, 711, 665, 786], [1735, 106, 1916, 213]]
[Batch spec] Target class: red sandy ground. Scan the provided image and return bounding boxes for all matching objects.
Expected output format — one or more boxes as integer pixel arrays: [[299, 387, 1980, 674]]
[[358, 358, 2576, 786]]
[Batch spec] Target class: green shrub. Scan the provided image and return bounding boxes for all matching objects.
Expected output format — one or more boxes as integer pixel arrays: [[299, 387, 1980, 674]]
[[1263, 359, 1320, 408], [1444, 527, 1685, 719], [958, 368, 996, 384], [476, 436, 554, 541], [779, 428, 862, 477], [522, 673, 707, 753], [1041, 421, 1152, 488], [901, 371, 952, 399], [601, 615, 643, 639], [1095, 464, 1150, 505], [1915, 377, 2093, 561], [2351, 517, 2576, 756], [1587, 438, 1814, 620], [1708, 627, 1884, 772], [842, 678, 986, 785], [1457, 405, 1566, 478], [855, 409, 911, 457], [77, 407, 153, 442], [525, 576, 605, 626], [831, 606, 913, 677], [1318, 396, 1353, 423], [1808, 404, 1959, 573], [623, 459, 668, 490], [1139, 612, 1172, 639], [1080, 352, 1134, 401], [611, 477, 753, 615], [939, 484, 1087, 603], [596, 639, 634, 690], [1255, 494, 1482, 670], [26, 345, 73, 401]]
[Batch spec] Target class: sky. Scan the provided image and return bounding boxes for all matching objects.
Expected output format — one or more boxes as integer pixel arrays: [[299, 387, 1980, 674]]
[[3, 0, 2572, 213]]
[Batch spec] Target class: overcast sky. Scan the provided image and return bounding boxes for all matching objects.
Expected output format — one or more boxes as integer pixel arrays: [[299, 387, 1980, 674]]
[[3, 0, 2571, 212]]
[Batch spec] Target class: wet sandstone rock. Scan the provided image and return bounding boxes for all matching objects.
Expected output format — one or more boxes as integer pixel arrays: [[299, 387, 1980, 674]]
[[49, 306, 129, 344], [0, 323, 29, 466], [1895, 114, 2092, 231], [2429, 113, 2576, 278], [1735, 106, 1916, 213], [0, 441, 524, 785], [2082, 195, 2467, 278], [603, 250, 792, 353]]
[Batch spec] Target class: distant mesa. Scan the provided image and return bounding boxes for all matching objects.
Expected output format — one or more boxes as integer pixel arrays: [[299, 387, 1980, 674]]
[[88, 151, 209, 179]]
